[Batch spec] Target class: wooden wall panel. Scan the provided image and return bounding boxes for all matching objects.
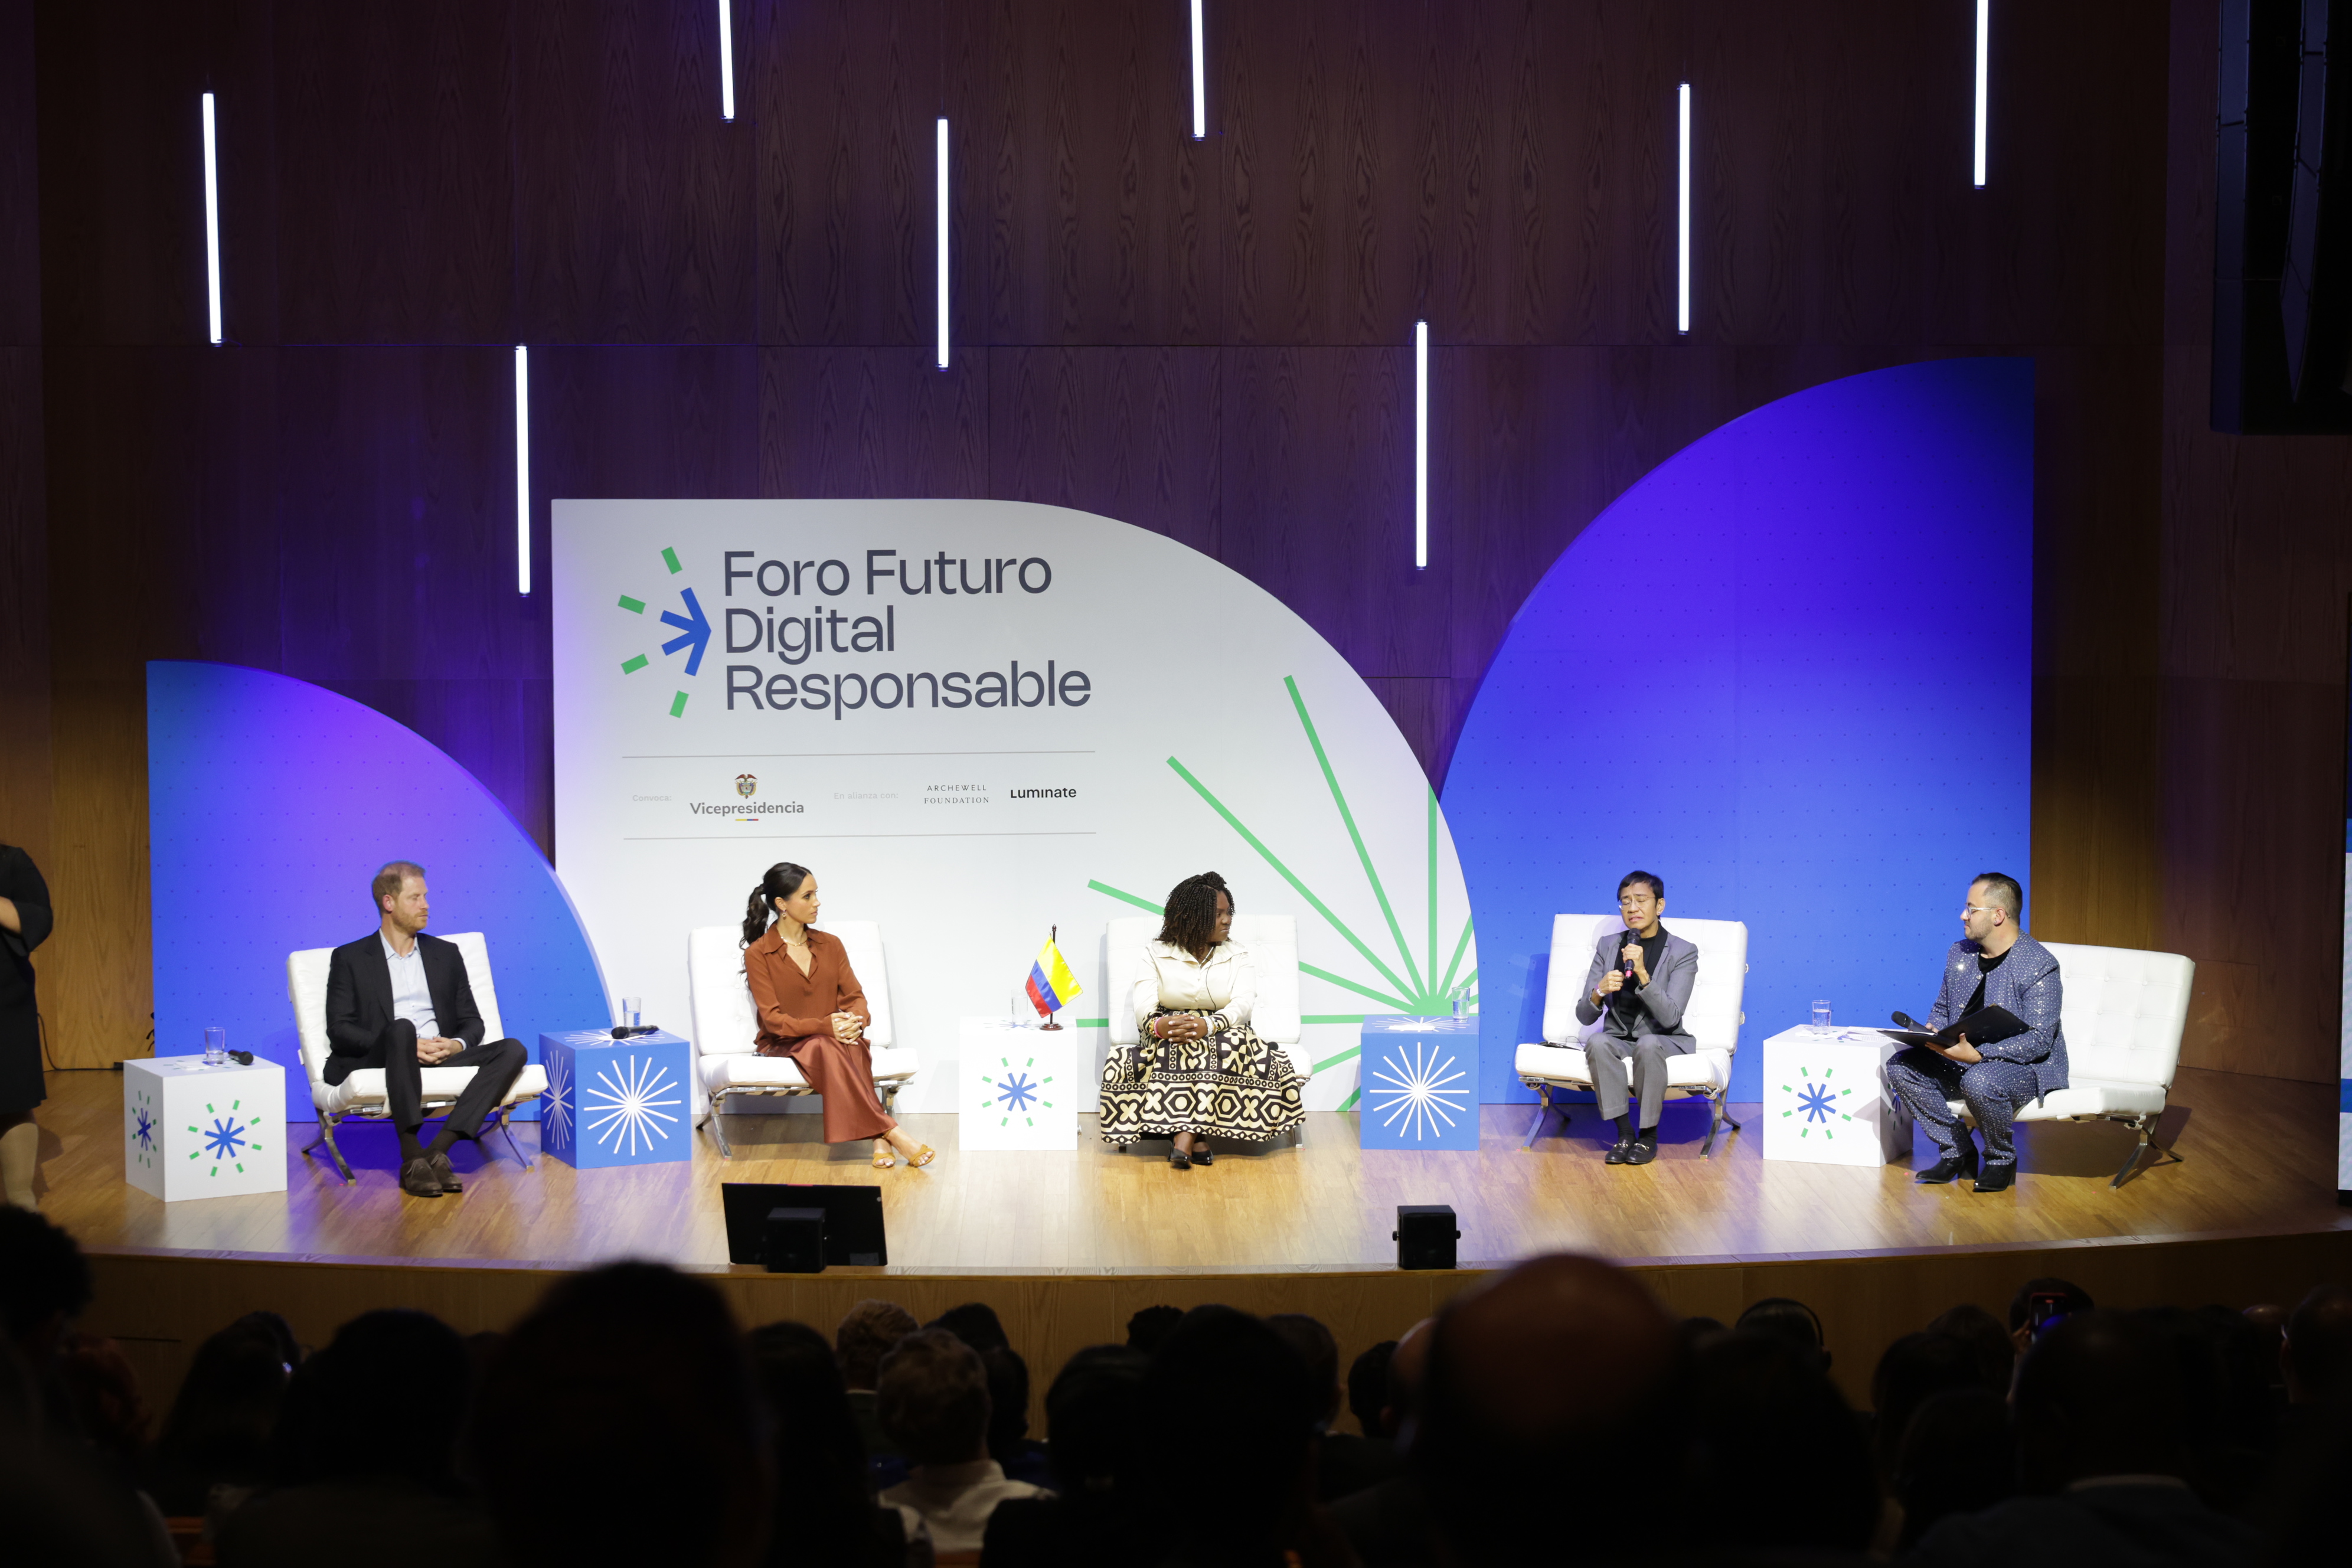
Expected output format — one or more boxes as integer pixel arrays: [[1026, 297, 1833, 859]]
[[512, 0, 754, 345], [986, 347, 1221, 551], [759, 349, 987, 496], [1, 2, 51, 869], [753, 0, 949, 348], [274, 0, 514, 344], [983, 0, 1221, 346], [2152, 0, 2352, 1086]]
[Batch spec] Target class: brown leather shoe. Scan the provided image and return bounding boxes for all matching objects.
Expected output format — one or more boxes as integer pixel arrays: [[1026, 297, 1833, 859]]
[[427, 1149, 462, 1193], [400, 1157, 445, 1198]]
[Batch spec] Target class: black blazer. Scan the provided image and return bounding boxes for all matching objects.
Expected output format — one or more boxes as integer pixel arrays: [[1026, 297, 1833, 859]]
[[322, 931, 488, 1084]]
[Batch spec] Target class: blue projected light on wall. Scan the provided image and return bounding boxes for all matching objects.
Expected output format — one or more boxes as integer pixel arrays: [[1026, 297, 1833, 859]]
[[148, 662, 609, 1123], [1442, 359, 2034, 1106]]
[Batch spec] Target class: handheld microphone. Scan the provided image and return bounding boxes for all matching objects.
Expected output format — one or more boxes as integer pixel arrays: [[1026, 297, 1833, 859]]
[[1620, 936, 1639, 993], [1891, 1011, 1925, 1031]]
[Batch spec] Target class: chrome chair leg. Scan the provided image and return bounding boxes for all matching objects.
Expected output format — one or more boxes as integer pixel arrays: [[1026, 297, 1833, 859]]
[[705, 1093, 736, 1158], [2109, 1113, 2183, 1190], [491, 1103, 533, 1170], [1521, 1084, 1556, 1149], [303, 1112, 356, 1184]]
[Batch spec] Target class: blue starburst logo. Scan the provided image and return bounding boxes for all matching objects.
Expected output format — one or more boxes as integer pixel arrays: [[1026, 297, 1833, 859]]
[[133, 1108, 155, 1150], [1368, 1038, 1471, 1142], [980, 1057, 1056, 1125], [204, 1117, 247, 1159], [543, 1053, 575, 1149], [584, 1054, 682, 1157], [1778, 1066, 1853, 1139]]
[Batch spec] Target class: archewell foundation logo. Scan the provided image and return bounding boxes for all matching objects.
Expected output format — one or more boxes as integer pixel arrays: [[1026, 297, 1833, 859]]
[[613, 545, 711, 718]]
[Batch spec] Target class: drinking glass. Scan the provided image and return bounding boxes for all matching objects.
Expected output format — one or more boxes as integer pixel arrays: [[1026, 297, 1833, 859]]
[[203, 1025, 227, 1065], [1809, 1000, 1832, 1032], [620, 995, 643, 1031]]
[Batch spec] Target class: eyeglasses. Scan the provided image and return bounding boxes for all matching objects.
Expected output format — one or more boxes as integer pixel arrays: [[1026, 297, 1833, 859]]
[[1962, 905, 1995, 916], [1619, 896, 1655, 909]]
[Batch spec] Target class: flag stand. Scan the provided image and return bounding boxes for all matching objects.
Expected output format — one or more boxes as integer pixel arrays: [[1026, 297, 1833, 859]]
[[1038, 925, 1064, 1030]]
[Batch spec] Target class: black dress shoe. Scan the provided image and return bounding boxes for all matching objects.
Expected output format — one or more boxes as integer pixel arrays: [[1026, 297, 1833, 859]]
[[1169, 1149, 1191, 1170], [1973, 1163, 2016, 1193], [1915, 1146, 1981, 1184], [1625, 1132, 1660, 1165], [399, 1157, 445, 1198], [427, 1149, 462, 1194], [1190, 1145, 1213, 1167], [1603, 1138, 1634, 1165]]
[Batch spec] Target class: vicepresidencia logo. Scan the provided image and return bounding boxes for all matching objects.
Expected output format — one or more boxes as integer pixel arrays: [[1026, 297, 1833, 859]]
[[736, 773, 757, 798]]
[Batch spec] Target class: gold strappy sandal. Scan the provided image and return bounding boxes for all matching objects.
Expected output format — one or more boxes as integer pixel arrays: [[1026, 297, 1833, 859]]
[[907, 1144, 937, 1169]]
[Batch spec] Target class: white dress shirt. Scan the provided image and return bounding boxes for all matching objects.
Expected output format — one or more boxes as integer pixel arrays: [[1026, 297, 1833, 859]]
[[380, 933, 440, 1038], [1131, 939, 1257, 1034], [880, 1460, 1047, 1555]]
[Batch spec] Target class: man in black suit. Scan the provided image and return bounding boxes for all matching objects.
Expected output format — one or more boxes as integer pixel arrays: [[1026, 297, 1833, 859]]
[[325, 861, 525, 1199]]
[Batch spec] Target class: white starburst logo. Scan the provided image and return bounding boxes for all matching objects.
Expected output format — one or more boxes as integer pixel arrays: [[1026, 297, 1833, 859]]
[[543, 1053, 574, 1149], [584, 1053, 682, 1157], [1368, 1038, 1471, 1142]]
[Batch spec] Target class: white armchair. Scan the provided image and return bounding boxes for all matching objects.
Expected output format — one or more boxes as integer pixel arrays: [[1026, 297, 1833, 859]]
[[1514, 914, 1750, 1156], [1949, 940, 2193, 1188], [285, 932, 547, 1183], [685, 922, 921, 1158], [1105, 914, 1311, 1087]]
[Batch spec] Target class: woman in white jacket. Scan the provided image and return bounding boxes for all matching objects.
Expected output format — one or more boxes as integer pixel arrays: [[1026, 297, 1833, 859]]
[[1098, 871, 1306, 1167]]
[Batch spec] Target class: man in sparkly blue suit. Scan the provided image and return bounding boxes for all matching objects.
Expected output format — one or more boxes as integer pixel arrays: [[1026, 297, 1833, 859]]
[[1885, 873, 2068, 1194]]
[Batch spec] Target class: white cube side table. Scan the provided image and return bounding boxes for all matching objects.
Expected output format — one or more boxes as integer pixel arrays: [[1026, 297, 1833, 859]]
[[958, 1018, 1077, 1150], [1758, 1026, 1912, 1167], [125, 1054, 289, 1201]]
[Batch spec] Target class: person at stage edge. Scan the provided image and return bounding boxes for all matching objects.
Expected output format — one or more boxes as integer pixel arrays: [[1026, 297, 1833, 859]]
[[1886, 872, 2068, 1195], [741, 861, 934, 1170], [324, 862, 529, 1200], [1573, 871, 1700, 1166], [1099, 870, 1307, 1167], [0, 840, 54, 1210]]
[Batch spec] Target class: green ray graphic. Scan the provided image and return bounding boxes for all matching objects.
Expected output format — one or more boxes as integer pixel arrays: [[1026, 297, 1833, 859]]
[[1086, 676, 1474, 1084]]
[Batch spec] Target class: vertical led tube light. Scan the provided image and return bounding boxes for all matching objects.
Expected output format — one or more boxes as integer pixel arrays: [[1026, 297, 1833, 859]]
[[1972, 0, 1990, 187], [718, 0, 736, 122], [936, 118, 951, 369], [1190, 0, 1207, 139], [1676, 83, 1691, 336], [201, 93, 223, 344], [514, 347, 532, 594], [1414, 321, 1429, 570]]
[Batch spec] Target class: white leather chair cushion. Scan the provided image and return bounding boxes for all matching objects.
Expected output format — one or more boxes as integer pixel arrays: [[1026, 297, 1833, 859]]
[[1105, 913, 1303, 1047], [698, 1045, 920, 1092], [285, 933, 540, 1115], [316, 1064, 550, 1116], [1515, 1041, 1731, 1092], [1952, 1078, 2170, 1124], [2037, 941, 2193, 1090], [1539, 913, 1749, 1050]]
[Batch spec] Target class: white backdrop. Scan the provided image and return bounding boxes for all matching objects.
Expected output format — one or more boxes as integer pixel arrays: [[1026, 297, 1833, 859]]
[[553, 499, 1475, 1115]]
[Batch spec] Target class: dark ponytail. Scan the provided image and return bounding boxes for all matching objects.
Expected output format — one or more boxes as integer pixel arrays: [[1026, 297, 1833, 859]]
[[741, 861, 815, 948]]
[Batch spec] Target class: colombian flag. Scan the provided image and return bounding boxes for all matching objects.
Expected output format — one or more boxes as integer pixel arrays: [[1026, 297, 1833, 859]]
[[1025, 939, 1082, 1018]]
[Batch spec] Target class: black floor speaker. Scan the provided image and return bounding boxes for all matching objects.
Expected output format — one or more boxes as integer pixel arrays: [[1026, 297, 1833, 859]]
[[762, 1206, 828, 1273], [1394, 1204, 1460, 1270]]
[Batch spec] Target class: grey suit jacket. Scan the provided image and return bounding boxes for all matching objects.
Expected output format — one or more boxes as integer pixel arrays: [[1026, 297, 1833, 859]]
[[1572, 926, 1700, 1047], [1925, 932, 2069, 1099]]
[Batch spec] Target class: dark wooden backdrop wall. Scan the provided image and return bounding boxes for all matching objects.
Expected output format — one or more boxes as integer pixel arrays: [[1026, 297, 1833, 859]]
[[3, 1, 2341, 1086]]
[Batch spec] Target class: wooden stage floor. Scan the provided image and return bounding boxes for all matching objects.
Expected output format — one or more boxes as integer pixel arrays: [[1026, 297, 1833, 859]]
[[34, 1064, 2352, 1420], [32, 1063, 2351, 1275]]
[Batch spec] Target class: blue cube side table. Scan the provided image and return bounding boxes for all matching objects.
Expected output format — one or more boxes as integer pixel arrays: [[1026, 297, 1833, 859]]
[[1357, 1016, 1481, 1150], [540, 1030, 692, 1168]]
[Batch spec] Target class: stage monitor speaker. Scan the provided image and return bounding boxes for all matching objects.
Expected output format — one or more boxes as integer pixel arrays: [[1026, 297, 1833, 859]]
[[722, 1182, 887, 1267], [762, 1207, 828, 1273], [1393, 1204, 1460, 1270], [2215, 0, 2352, 431]]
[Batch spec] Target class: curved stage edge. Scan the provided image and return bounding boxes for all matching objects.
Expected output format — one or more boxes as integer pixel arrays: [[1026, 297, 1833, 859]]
[[43, 1068, 2352, 1423]]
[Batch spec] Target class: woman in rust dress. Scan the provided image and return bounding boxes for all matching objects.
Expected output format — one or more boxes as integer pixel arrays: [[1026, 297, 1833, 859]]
[[742, 860, 935, 1170]]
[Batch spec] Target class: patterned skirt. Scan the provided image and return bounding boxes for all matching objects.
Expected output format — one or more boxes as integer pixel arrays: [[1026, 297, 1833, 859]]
[[1098, 1008, 1307, 1145]]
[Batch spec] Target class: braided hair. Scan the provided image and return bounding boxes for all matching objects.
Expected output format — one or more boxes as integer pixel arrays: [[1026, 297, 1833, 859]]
[[1155, 871, 1232, 961], [741, 861, 815, 947]]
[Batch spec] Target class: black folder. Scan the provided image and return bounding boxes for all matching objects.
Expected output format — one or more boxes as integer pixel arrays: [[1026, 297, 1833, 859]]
[[1878, 1005, 2028, 1051]]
